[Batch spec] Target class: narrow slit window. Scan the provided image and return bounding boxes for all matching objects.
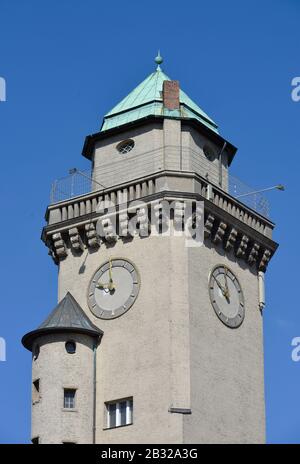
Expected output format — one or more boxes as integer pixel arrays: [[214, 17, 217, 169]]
[[32, 379, 40, 403]]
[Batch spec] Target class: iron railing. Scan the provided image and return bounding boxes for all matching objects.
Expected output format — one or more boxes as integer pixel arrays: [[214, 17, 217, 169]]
[[50, 169, 270, 218], [229, 175, 270, 218]]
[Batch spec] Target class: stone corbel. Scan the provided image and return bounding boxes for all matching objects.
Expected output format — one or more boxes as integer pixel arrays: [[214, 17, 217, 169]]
[[137, 207, 150, 237], [213, 221, 227, 245], [52, 232, 67, 259], [85, 223, 100, 248], [236, 235, 249, 258], [119, 211, 130, 238], [98, 217, 117, 243], [259, 249, 272, 272], [69, 227, 84, 252], [225, 227, 238, 251], [204, 214, 215, 238], [248, 243, 260, 265]]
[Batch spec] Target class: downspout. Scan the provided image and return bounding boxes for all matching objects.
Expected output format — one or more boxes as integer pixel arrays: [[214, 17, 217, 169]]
[[258, 271, 266, 312], [218, 141, 227, 189], [92, 340, 97, 444]]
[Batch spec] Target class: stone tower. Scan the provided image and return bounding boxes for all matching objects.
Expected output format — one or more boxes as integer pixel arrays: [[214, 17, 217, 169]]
[[22, 55, 278, 444]]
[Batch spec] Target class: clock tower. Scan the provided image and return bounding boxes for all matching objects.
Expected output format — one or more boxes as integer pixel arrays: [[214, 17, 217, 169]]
[[22, 54, 278, 444]]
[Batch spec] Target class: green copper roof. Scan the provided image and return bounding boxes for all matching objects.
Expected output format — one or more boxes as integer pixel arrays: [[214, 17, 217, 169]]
[[101, 67, 218, 133]]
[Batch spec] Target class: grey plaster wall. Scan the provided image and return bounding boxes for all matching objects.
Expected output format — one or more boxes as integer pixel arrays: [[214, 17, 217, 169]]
[[92, 123, 164, 189], [58, 234, 190, 444], [56, 231, 264, 444], [181, 125, 229, 191], [183, 243, 265, 443]]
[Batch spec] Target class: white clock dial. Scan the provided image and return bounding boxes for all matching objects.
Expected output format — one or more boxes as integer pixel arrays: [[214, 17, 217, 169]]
[[209, 265, 245, 328], [88, 258, 140, 320]]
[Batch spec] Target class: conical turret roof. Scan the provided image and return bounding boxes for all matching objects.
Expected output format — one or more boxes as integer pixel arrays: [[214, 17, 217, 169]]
[[22, 292, 102, 351]]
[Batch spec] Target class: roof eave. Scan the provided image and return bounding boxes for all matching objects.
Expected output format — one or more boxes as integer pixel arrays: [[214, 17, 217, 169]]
[[22, 326, 103, 352]]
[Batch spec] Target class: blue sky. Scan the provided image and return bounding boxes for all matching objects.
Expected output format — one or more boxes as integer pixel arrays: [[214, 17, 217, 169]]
[[0, 0, 299, 443]]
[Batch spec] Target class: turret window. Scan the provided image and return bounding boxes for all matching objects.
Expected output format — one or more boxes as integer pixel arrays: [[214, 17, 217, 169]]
[[65, 341, 76, 354], [117, 139, 135, 154], [105, 398, 133, 429], [64, 389, 76, 409], [32, 379, 40, 404]]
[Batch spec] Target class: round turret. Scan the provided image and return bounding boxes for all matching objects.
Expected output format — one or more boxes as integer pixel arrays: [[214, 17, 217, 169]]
[[22, 292, 103, 444]]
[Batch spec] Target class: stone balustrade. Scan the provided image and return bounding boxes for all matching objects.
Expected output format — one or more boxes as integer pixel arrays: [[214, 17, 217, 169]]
[[42, 170, 278, 272]]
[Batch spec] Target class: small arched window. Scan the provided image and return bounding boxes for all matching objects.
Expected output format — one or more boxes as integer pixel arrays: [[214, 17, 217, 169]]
[[65, 341, 76, 354], [117, 139, 135, 154]]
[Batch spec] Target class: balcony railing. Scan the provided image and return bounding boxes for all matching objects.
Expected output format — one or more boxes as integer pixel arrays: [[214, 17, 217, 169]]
[[50, 169, 270, 218]]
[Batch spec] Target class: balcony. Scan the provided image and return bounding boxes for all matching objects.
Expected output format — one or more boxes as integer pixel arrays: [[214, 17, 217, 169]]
[[50, 168, 270, 218], [43, 165, 278, 272]]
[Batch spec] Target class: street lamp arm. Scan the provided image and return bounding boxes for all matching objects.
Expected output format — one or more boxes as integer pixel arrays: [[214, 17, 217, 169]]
[[236, 184, 285, 199]]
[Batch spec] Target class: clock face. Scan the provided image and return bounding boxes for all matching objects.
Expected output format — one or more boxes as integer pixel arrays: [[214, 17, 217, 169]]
[[88, 258, 140, 320], [209, 265, 245, 328]]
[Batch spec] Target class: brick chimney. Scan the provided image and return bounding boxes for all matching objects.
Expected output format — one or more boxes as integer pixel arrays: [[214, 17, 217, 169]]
[[163, 80, 180, 110]]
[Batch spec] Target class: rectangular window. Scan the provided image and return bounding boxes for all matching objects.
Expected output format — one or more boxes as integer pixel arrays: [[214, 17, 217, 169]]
[[106, 398, 133, 429], [32, 379, 40, 403], [64, 389, 76, 409]]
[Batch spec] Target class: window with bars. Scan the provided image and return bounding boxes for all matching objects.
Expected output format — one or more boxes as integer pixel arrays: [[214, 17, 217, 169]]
[[117, 139, 135, 154], [106, 398, 133, 429], [64, 389, 76, 409]]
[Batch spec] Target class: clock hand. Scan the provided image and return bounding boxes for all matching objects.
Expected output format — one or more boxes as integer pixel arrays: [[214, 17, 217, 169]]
[[108, 258, 116, 291], [96, 259, 116, 293], [96, 282, 110, 290], [224, 267, 230, 299], [213, 276, 226, 297]]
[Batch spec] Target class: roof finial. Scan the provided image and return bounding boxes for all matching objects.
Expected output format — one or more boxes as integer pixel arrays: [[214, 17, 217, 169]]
[[155, 50, 163, 70]]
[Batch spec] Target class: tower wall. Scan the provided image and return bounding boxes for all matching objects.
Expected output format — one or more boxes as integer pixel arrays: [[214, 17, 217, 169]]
[[92, 122, 164, 189], [92, 121, 229, 193], [57, 231, 265, 444], [183, 245, 265, 443], [182, 125, 229, 191], [31, 333, 95, 444], [58, 234, 191, 444]]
